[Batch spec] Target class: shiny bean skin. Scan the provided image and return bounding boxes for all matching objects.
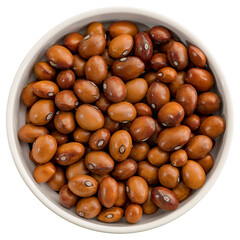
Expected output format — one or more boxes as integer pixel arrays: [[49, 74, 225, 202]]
[[125, 78, 148, 103], [157, 102, 185, 127], [126, 176, 148, 204], [90, 173, 110, 184], [143, 71, 157, 85], [66, 159, 89, 180], [149, 53, 168, 71], [109, 34, 133, 58], [95, 93, 111, 113], [157, 67, 177, 83], [170, 149, 188, 167], [167, 41, 188, 70], [75, 197, 101, 219], [138, 161, 159, 185], [21, 81, 39, 107], [112, 56, 145, 81], [97, 207, 124, 223], [47, 165, 66, 191], [103, 76, 127, 102], [176, 84, 198, 116], [112, 159, 137, 180], [149, 26, 171, 44], [182, 114, 200, 131], [89, 128, 110, 150], [142, 186, 158, 215], [147, 81, 170, 112], [75, 104, 104, 131], [188, 45, 207, 68], [185, 135, 213, 159], [109, 130, 132, 162], [56, 70, 76, 89], [147, 120, 163, 146], [108, 102, 137, 123], [72, 55, 86, 77], [29, 99, 55, 125], [134, 32, 153, 62], [125, 204, 143, 224], [98, 177, 118, 208], [182, 160, 206, 189], [134, 103, 153, 117], [87, 22, 105, 36], [157, 125, 191, 152], [151, 186, 179, 211], [54, 111, 75, 134], [46, 45, 73, 69], [32, 80, 59, 99], [32, 135, 57, 164], [55, 142, 85, 165], [59, 184, 78, 208], [63, 32, 84, 53], [199, 116, 226, 139], [55, 90, 79, 111], [196, 92, 220, 115], [185, 68, 215, 92], [103, 115, 121, 133], [33, 162, 56, 183], [130, 116, 156, 142], [172, 181, 192, 202], [101, 49, 114, 66], [73, 127, 92, 144], [109, 21, 138, 38], [158, 164, 180, 189], [85, 151, 114, 174], [34, 61, 57, 80], [115, 182, 127, 207], [159, 39, 175, 53], [196, 154, 214, 173], [129, 142, 150, 162], [85, 55, 108, 85], [147, 146, 169, 166], [168, 71, 185, 97], [78, 34, 106, 59], [18, 124, 49, 143], [68, 175, 98, 197]]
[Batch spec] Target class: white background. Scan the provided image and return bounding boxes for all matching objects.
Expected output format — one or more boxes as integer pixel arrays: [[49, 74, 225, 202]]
[[1, 0, 239, 239]]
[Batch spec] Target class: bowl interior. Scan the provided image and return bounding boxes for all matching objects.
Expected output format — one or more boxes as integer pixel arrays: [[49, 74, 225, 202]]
[[8, 9, 230, 233]]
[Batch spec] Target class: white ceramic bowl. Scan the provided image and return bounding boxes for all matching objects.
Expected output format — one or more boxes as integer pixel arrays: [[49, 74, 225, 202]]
[[7, 7, 233, 233]]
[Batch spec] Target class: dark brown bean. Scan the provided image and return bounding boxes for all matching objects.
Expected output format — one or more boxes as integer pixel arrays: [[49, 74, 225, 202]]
[[95, 93, 111, 113], [172, 181, 192, 202], [32, 80, 59, 99], [147, 146, 169, 166], [149, 53, 168, 71], [109, 21, 138, 38], [129, 142, 150, 162], [59, 184, 78, 208], [54, 111, 75, 134], [72, 55, 86, 77], [66, 159, 89, 180], [103, 115, 121, 133], [47, 165, 66, 191], [188, 45, 207, 68], [134, 103, 153, 117], [97, 207, 124, 223], [55, 90, 79, 111], [168, 71, 185, 97], [21, 81, 39, 107], [56, 70, 76, 89], [87, 22, 105, 36], [89, 128, 110, 150], [182, 114, 200, 131], [115, 182, 127, 207], [158, 164, 180, 188], [33, 162, 56, 183], [138, 161, 159, 185], [73, 127, 92, 144], [63, 32, 84, 53], [34, 61, 57, 80], [196, 154, 214, 173], [159, 39, 175, 53], [170, 149, 188, 167], [149, 26, 171, 44], [125, 204, 143, 223], [156, 67, 177, 83], [112, 159, 137, 180], [142, 186, 158, 215]]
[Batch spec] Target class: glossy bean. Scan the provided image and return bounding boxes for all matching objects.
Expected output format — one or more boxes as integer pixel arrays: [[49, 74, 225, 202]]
[[168, 71, 185, 97], [95, 93, 111, 113], [138, 161, 159, 185], [125, 204, 143, 223], [149, 26, 171, 44], [89, 128, 110, 150], [73, 127, 92, 144], [170, 149, 188, 167], [156, 67, 177, 83], [109, 21, 138, 38], [66, 159, 89, 180], [33, 162, 56, 183], [56, 69, 75, 89], [63, 32, 84, 53], [134, 103, 152, 117], [188, 45, 206, 68], [142, 186, 158, 215], [112, 159, 137, 180], [143, 71, 157, 85], [182, 114, 200, 131], [32, 80, 59, 99], [87, 22, 105, 36], [158, 164, 180, 188], [97, 207, 124, 223], [21, 81, 39, 107], [149, 53, 168, 71], [55, 90, 79, 111], [47, 165, 66, 191], [59, 184, 78, 208], [115, 182, 127, 207], [54, 111, 75, 134], [103, 115, 121, 133], [129, 142, 150, 162], [72, 55, 86, 77], [196, 154, 214, 173], [34, 61, 57, 80], [147, 146, 169, 166]]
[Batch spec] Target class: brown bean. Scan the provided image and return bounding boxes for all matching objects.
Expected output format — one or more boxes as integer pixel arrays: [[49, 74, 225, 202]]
[[149, 26, 171, 44], [199, 116, 226, 139], [147, 146, 169, 166], [126, 176, 148, 204], [89, 128, 110, 150], [78, 34, 106, 59], [109, 21, 138, 38], [188, 45, 207, 68], [95, 93, 111, 113], [56, 70, 76, 89], [196, 92, 220, 115], [158, 125, 191, 152], [159, 39, 175, 53], [115, 182, 127, 207], [97, 207, 124, 223], [63, 32, 84, 53], [112, 159, 137, 180], [149, 53, 168, 71], [33, 162, 56, 183], [182, 114, 200, 131], [66, 159, 89, 180], [47, 165, 66, 191], [170, 149, 188, 167], [87, 22, 105, 36], [55, 90, 79, 111], [32, 80, 59, 99], [182, 160, 206, 189], [168, 71, 185, 97], [59, 184, 78, 208], [90, 173, 110, 184], [112, 56, 145, 81], [103, 115, 121, 133], [142, 186, 158, 215], [147, 120, 163, 146], [73, 127, 92, 144], [46, 45, 73, 69], [134, 32, 153, 62], [196, 154, 214, 173], [85, 151, 114, 174], [129, 142, 150, 162], [134, 103, 152, 117], [85, 55, 108, 85], [18, 123, 49, 143], [72, 55, 86, 77], [176, 84, 198, 116], [55, 142, 85, 165], [29, 99, 55, 125], [68, 175, 98, 197], [125, 204, 143, 223], [34, 61, 57, 80], [103, 76, 127, 102], [185, 135, 213, 159], [185, 68, 215, 92], [143, 71, 157, 85], [158, 164, 180, 188], [172, 181, 192, 202], [54, 111, 75, 134], [75, 104, 104, 131], [76, 197, 101, 219], [98, 177, 118, 208], [130, 116, 156, 142], [74, 79, 100, 103], [21, 81, 39, 107], [108, 102, 136, 123], [138, 161, 158, 185], [101, 49, 114, 66], [125, 78, 148, 103], [156, 67, 177, 83], [147, 81, 170, 112], [158, 102, 184, 127], [167, 41, 188, 70]]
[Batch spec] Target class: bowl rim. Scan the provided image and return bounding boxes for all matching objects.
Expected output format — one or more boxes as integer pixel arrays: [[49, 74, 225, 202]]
[[6, 6, 233, 233]]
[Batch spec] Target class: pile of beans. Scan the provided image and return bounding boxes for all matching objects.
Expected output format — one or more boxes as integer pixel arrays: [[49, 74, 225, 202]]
[[18, 21, 226, 224]]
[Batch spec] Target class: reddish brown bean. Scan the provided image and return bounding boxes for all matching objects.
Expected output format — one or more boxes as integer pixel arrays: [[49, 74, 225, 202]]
[[87, 22, 105, 36], [97, 207, 124, 223], [170, 149, 188, 167], [66, 159, 89, 180], [59, 184, 78, 208], [47, 165, 66, 191], [172, 181, 192, 202], [158, 164, 180, 188], [54, 111, 75, 134], [73, 127, 92, 144], [101, 49, 114, 66], [147, 120, 163, 146], [182, 114, 200, 131], [129, 142, 150, 162], [196, 154, 214, 173], [138, 161, 159, 185], [33, 162, 56, 183], [149, 26, 171, 44], [125, 204, 143, 223], [112, 159, 137, 180], [95, 93, 111, 113], [115, 182, 127, 207], [103, 115, 121, 133], [55, 90, 79, 111], [32, 81, 59, 99], [168, 71, 185, 97], [149, 53, 168, 71], [147, 146, 169, 166], [21, 81, 39, 107], [34, 61, 57, 80], [156, 67, 177, 83], [89, 128, 110, 150], [72, 55, 86, 77], [63, 32, 84, 53], [188, 45, 207, 68], [56, 70, 76, 89], [142, 186, 158, 215], [109, 21, 138, 38], [143, 71, 157, 85], [134, 103, 153, 117]]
